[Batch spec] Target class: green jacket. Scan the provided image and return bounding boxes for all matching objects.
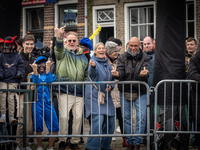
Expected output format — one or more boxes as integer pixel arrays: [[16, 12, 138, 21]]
[[54, 38, 88, 96]]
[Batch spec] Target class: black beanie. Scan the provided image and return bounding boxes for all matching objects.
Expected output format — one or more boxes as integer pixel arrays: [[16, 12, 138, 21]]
[[111, 38, 122, 46]]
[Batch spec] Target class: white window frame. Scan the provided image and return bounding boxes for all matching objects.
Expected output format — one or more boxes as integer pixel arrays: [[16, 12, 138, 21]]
[[124, 1, 155, 48], [22, 4, 44, 37], [92, 5, 115, 49], [186, 0, 196, 39], [54, 0, 78, 27]]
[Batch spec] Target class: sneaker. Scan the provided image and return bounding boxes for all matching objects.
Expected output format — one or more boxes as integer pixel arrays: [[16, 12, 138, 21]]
[[112, 137, 116, 142], [16, 146, 32, 150], [0, 114, 6, 124], [59, 141, 66, 150], [68, 143, 81, 150], [47, 147, 54, 150], [37, 146, 44, 150], [9, 117, 18, 124], [116, 126, 121, 133]]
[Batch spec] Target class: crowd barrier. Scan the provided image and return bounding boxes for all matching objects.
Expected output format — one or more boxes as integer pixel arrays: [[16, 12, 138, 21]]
[[0, 80, 199, 150]]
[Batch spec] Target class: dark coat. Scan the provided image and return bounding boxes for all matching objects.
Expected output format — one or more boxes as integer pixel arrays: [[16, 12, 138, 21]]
[[116, 49, 151, 94], [0, 52, 25, 83], [19, 50, 36, 89]]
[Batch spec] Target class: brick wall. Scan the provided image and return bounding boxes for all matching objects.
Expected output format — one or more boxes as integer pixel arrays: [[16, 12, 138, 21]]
[[43, 3, 55, 47], [77, 0, 85, 41]]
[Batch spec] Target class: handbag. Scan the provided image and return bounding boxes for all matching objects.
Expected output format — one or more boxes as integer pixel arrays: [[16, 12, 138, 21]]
[[124, 92, 138, 101], [88, 76, 105, 105], [88, 65, 110, 105]]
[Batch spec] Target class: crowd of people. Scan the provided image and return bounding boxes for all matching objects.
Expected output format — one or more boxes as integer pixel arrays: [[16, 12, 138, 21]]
[[0, 24, 200, 150]]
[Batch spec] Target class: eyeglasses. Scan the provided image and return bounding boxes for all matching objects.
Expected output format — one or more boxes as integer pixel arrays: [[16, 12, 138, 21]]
[[68, 40, 77, 43]]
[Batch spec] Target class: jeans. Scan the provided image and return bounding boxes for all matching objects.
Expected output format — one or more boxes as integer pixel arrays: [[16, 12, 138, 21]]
[[86, 114, 115, 150], [120, 92, 147, 145]]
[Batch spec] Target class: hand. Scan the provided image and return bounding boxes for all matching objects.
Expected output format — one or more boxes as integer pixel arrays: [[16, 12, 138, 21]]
[[46, 57, 54, 74], [58, 25, 66, 40], [140, 67, 149, 77], [105, 85, 112, 92], [89, 59, 95, 67], [17, 73, 23, 79], [111, 68, 119, 77], [29, 60, 38, 75], [54, 23, 59, 37]]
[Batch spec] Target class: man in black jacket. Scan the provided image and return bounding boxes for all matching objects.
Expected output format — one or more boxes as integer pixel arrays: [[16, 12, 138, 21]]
[[188, 50, 200, 150], [15, 34, 36, 150], [111, 37, 150, 150]]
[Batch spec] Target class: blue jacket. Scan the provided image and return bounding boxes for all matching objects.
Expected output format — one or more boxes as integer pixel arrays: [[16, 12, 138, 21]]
[[145, 51, 155, 87], [0, 52, 25, 83], [85, 55, 115, 118], [30, 71, 56, 102]]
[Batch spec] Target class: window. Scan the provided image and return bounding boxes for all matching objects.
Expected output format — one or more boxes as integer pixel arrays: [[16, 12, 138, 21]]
[[97, 9, 114, 23], [186, 1, 195, 38], [26, 8, 44, 47], [130, 6, 154, 42], [59, 4, 78, 31]]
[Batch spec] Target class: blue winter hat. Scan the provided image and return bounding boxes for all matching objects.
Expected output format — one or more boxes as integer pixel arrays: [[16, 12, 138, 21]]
[[79, 37, 93, 50], [35, 56, 47, 64]]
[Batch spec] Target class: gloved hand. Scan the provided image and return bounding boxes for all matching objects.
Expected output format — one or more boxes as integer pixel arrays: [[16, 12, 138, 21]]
[[16, 73, 23, 79]]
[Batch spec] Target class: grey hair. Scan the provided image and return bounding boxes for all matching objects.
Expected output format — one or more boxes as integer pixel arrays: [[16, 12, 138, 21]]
[[94, 42, 104, 51], [105, 41, 118, 55]]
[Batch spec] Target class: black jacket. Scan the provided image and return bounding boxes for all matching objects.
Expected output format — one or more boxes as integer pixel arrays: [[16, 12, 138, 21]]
[[19, 50, 36, 89], [188, 51, 200, 103], [0, 52, 25, 83], [116, 49, 151, 94]]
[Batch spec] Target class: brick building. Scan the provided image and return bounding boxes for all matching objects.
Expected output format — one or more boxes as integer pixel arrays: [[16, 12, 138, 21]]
[[20, 0, 199, 52]]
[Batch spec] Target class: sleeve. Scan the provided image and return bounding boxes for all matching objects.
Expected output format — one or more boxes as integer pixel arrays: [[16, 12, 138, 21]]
[[0, 55, 3, 78], [188, 57, 200, 81], [54, 37, 65, 60], [134, 55, 151, 81], [30, 74, 40, 84], [116, 55, 125, 80], [16, 56, 25, 78], [46, 71, 56, 83], [88, 63, 97, 78], [84, 62, 89, 81]]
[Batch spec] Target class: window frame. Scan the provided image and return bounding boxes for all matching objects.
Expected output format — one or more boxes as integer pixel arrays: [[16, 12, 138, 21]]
[[124, 1, 155, 47]]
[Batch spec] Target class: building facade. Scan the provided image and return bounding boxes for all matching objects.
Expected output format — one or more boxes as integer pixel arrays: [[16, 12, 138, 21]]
[[20, 0, 199, 52]]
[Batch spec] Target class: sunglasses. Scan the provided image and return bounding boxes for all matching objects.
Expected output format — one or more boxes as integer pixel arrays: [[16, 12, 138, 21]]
[[68, 40, 77, 43]]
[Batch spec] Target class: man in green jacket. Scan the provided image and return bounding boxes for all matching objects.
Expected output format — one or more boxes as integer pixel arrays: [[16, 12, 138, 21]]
[[55, 26, 88, 150]]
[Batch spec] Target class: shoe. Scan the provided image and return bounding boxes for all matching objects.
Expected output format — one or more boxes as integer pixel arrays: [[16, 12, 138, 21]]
[[59, 141, 66, 150], [47, 147, 54, 150], [127, 144, 134, 150], [78, 137, 84, 144], [16, 146, 32, 150], [112, 137, 116, 141], [123, 137, 128, 147], [37, 146, 44, 150], [116, 126, 121, 133], [68, 143, 81, 150], [135, 145, 140, 150], [0, 114, 6, 123], [9, 117, 18, 124], [29, 138, 34, 145]]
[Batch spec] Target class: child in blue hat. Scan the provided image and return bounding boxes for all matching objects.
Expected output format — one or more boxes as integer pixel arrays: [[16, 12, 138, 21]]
[[30, 56, 59, 150]]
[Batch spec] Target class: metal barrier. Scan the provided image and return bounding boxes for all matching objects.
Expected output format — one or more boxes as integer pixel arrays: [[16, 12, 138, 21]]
[[153, 80, 200, 150], [9, 81, 152, 149], [0, 89, 32, 150]]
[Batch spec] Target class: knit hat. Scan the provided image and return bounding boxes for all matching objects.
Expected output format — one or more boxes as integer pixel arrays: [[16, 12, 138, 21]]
[[111, 38, 122, 46], [35, 56, 47, 64], [79, 37, 93, 50], [105, 41, 118, 55]]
